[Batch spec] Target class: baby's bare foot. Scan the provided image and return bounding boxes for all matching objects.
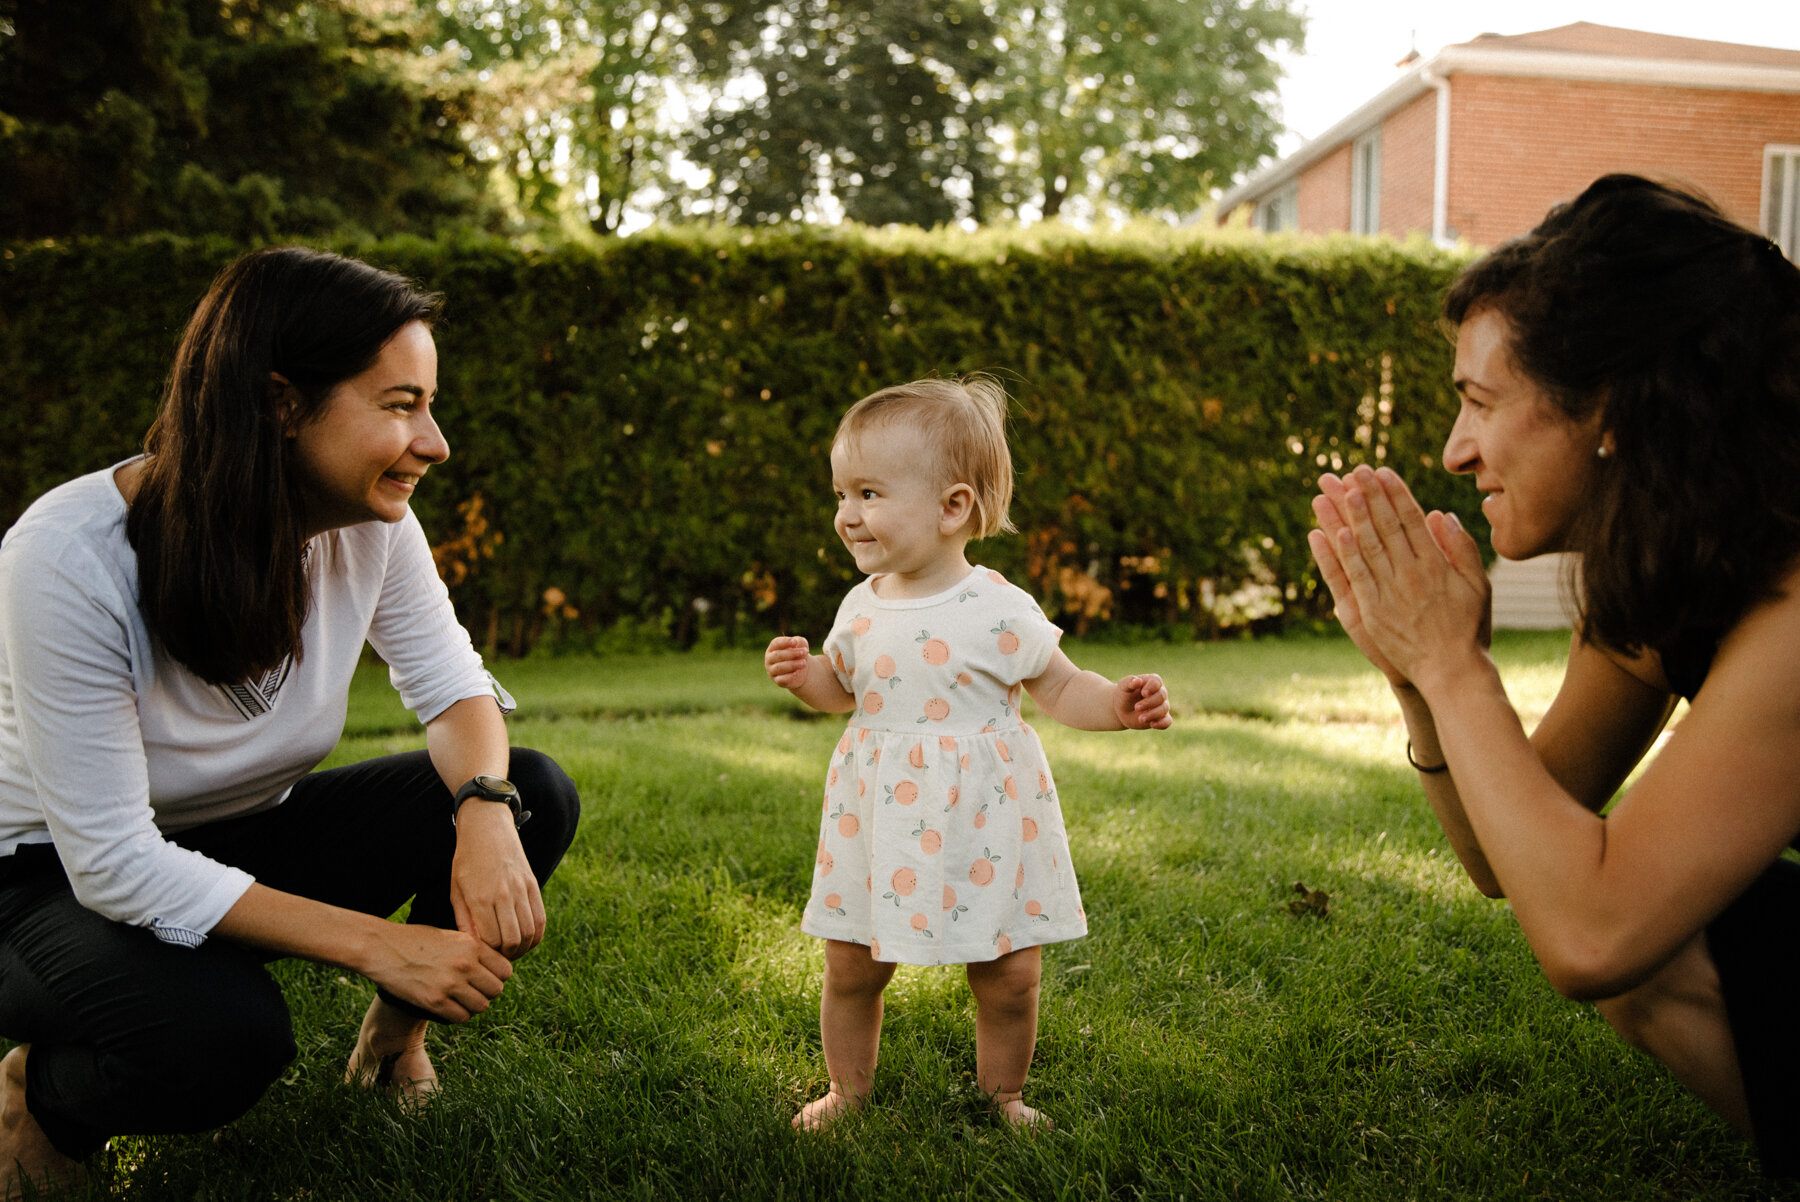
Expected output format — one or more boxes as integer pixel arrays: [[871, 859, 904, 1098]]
[[991, 1091, 1053, 1132], [791, 1086, 862, 1131], [345, 999, 438, 1106], [0, 1046, 83, 1200]]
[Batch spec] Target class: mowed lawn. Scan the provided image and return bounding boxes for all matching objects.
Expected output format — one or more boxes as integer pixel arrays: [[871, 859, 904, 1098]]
[[82, 633, 1790, 1200]]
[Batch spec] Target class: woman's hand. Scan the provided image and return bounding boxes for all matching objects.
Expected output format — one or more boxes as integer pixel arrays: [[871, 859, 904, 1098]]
[[450, 803, 547, 960], [214, 882, 513, 1023], [765, 635, 812, 691], [1112, 674, 1173, 730], [364, 917, 514, 1022], [1308, 466, 1491, 689]]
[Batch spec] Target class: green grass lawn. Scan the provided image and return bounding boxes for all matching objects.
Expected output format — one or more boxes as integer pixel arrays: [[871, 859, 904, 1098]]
[[73, 632, 1788, 1199]]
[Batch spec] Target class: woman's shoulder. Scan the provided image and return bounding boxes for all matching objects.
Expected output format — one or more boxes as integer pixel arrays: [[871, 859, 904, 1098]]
[[2, 466, 132, 572], [1692, 559, 1800, 695]]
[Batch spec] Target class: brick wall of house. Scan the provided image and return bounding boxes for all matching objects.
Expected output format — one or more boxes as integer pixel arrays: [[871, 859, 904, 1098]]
[[1380, 91, 1439, 237], [1445, 76, 1800, 245], [1297, 143, 1353, 230]]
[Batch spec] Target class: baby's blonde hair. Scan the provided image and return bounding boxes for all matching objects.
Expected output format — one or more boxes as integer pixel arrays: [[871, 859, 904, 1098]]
[[834, 375, 1017, 539]]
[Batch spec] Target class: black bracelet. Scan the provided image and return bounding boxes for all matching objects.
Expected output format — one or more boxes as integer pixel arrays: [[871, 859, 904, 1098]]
[[1406, 740, 1449, 774]]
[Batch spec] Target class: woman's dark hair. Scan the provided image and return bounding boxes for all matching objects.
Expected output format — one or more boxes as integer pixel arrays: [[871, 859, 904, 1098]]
[[1443, 174, 1800, 660], [127, 246, 442, 685]]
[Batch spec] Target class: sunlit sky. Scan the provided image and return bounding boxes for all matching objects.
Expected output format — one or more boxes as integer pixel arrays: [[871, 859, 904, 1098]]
[[1270, 0, 1800, 160]]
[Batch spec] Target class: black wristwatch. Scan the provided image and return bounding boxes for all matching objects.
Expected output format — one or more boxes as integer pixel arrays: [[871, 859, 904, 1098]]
[[451, 774, 531, 829]]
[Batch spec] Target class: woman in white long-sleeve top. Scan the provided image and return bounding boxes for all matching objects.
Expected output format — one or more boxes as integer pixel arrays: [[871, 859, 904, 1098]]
[[0, 247, 580, 1195], [1311, 175, 1800, 1176]]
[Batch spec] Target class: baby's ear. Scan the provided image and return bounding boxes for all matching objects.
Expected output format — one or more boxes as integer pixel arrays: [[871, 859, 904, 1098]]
[[940, 483, 976, 536]]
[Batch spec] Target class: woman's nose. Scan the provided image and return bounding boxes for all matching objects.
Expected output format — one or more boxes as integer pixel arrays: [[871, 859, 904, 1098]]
[[1442, 409, 1477, 475], [414, 413, 450, 464]]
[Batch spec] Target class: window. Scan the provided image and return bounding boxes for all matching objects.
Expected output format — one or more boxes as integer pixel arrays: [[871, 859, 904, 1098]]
[[1766, 145, 1800, 260], [1351, 131, 1381, 235], [1257, 182, 1298, 232]]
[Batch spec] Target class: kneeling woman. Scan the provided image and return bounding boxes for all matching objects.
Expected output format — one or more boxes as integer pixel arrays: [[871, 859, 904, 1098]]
[[0, 247, 579, 1192], [1311, 176, 1800, 1174]]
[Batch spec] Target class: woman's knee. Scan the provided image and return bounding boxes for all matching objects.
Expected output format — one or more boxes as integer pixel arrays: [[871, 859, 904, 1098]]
[[108, 958, 296, 1131], [1593, 934, 1727, 1059], [507, 748, 580, 870]]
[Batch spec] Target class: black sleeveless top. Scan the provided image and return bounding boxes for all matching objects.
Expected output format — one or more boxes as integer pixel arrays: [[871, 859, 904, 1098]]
[[1658, 626, 1722, 703]]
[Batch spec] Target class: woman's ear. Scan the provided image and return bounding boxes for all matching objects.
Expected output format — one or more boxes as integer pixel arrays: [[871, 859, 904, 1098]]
[[270, 373, 299, 436], [940, 483, 976, 536]]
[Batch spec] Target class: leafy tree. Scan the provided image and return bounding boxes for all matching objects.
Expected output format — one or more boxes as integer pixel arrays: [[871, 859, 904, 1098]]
[[411, 0, 682, 235], [672, 0, 1000, 227], [984, 0, 1305, 221], [0, 0, 492, 240]]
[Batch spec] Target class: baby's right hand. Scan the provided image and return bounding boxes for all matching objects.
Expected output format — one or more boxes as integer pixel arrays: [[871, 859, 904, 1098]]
[[765, 635, 812, 691]]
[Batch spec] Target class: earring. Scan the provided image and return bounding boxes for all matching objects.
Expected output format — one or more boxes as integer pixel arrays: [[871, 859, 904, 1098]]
[[1596, 445, 1611, 459]]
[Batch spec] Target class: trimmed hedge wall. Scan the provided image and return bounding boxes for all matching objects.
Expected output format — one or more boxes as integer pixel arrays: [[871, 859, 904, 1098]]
[[0, 228, 1474, 652]]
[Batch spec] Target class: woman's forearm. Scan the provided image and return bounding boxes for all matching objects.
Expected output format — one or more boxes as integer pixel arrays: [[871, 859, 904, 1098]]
[[425, 695, 511, 794], [1392, 682, 1503, 897], [214, 883, 511, 1020], [212, 882, 388, 972]]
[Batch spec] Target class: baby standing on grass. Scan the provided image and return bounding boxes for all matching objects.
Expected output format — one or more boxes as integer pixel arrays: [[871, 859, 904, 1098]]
[[764, 376, 1171, 1131]]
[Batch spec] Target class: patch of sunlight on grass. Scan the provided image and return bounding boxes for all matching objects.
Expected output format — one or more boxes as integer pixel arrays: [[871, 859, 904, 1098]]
[[1335, 843, 1488, 902], [718, 895, 825, 998]]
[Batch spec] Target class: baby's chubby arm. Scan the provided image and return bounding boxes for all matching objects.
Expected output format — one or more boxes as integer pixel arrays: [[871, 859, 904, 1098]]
[[764, 635, 857, 714], [1023, 649, 1172, 732]]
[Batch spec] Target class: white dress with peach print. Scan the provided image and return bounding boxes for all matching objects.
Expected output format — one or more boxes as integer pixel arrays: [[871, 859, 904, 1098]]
[[801, 565, 1087, 965]]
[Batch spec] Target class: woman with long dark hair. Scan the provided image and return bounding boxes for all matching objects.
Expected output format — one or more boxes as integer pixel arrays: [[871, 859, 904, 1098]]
[[1311, 175, 1800, 1173], [0, 247, 579, 1193]]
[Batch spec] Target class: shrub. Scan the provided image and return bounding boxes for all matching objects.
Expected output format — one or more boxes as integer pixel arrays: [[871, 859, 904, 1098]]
[[0, 226, 1473, 651]]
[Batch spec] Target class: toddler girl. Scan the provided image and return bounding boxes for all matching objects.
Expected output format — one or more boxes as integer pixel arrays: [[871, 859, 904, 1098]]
[[764, 376, 1171, 1131]]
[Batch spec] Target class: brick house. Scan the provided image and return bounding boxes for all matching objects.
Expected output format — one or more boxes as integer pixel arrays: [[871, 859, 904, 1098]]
[[1217, 23, 1800, 256]]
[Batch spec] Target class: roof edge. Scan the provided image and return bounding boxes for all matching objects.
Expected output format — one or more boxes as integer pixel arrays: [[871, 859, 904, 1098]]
[[1217, 44, 1800, 215]]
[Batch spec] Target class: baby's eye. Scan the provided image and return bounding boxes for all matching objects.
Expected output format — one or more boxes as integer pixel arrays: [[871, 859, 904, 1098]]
[[861, 488, 877, 500]]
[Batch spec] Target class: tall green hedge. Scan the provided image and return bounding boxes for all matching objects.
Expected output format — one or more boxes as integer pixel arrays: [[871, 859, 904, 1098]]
[[0, 227, 1474, 652]]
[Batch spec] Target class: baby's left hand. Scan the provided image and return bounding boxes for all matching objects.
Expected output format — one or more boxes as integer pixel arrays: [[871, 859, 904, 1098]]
[[1114, 674, 1172, 730]]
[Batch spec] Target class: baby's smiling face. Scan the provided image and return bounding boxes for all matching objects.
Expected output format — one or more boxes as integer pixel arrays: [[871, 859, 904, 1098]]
[[830, 421, 970, 597]]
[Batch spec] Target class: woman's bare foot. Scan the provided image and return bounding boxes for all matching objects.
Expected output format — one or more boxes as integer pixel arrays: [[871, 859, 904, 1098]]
[[990, 1089, 1052, 1132], [344, 998, 437, 1106], [791, 1085, 864, 1131], [0, 1046, 83, 1200]]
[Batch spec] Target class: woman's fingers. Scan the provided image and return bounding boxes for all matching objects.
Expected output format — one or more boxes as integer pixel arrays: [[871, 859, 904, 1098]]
[[1344, 465, 1417, 562], [1372, 467, 1436, 557], [1306, 525, 1360, 622]]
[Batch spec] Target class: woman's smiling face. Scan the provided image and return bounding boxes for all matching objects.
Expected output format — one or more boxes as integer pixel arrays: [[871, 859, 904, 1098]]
[[288, 320, 449, 538], [1441, 307, 1607, 561]]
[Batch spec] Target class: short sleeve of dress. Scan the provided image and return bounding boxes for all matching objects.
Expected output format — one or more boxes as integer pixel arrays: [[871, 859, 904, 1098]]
[[821, 584, 870, 695], [990, 583, 1063, 687]]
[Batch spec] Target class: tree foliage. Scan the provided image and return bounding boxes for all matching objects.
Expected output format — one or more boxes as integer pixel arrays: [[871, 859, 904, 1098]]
[[402, 0, 1304, 231], [673, 0, 1000, 226], [986, 0, 1305, 221], [411, 0, 681, 235], [0, 0, 493, 240]]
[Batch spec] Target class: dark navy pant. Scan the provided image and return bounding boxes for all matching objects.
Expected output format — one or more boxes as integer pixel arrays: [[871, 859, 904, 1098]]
[[0, 748, 579, 1158]]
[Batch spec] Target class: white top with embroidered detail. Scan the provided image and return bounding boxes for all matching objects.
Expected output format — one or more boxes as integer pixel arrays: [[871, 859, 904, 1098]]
[[0, 462, 512, 947]]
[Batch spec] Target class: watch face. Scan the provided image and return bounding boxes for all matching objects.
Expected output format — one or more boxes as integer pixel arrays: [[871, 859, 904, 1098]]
[[473, 774, 517, 797]]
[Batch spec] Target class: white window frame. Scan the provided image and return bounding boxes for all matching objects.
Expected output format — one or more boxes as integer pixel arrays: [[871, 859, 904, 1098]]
[[1765, 144, 1800, 260], [1257, 181, 1298, 232], [1351, 130, 1381, 236]]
